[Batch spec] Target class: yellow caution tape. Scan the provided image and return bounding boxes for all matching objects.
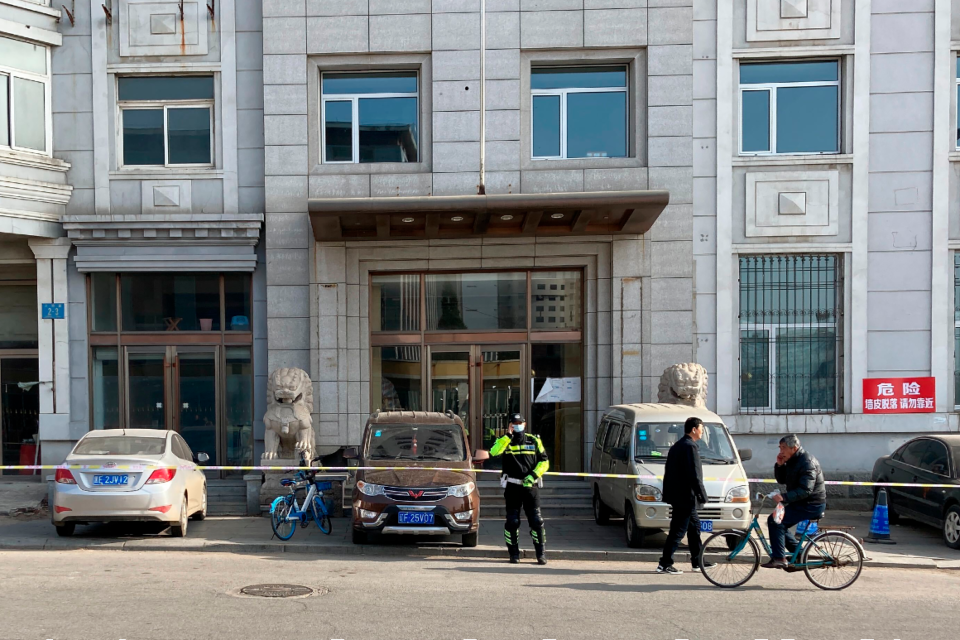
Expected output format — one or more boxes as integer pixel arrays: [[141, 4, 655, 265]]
[[6, 464, 957, 488]]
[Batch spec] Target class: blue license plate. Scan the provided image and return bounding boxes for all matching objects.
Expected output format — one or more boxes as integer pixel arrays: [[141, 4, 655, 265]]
[[93, 474, 128, 486], [700, 520, 713, 533], [398, 512, 434, 525]]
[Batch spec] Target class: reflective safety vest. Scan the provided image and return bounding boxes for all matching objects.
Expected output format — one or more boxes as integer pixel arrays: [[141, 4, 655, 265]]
[[489, 433, 550, 481]]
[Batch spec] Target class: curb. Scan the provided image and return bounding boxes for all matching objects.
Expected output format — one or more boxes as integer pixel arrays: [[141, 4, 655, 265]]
[[0, 538, 955, 570]]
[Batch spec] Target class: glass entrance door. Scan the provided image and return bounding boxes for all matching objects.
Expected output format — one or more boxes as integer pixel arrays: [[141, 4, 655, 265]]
[[176, 349, 218, 466], [429, 348, 471, 433], [124, 346, 220, 466], [126, 349, 167, 429], [427, 345, 526, 456]]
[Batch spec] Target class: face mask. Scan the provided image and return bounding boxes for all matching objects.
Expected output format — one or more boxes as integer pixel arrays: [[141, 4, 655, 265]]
[[512, 423, 525, 433]]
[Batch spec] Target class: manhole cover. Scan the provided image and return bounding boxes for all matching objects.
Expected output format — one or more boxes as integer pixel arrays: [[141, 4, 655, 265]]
[[240, 584, 314, 598]]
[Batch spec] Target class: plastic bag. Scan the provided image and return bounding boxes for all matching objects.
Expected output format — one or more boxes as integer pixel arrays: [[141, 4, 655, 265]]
[[796, 519, 818, 535], [773, 503, 785, 524]]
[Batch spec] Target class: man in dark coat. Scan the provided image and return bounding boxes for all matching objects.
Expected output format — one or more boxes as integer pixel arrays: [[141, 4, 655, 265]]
[[762, 434, 827, 569], [657, 416, 711, 575]]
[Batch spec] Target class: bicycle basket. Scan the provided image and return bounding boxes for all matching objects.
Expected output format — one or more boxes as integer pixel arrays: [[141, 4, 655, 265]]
[[314, 481, 334, 491]]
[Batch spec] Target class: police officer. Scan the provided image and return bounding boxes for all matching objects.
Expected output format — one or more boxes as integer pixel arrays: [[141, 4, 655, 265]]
[[488, 413, 550, 565]]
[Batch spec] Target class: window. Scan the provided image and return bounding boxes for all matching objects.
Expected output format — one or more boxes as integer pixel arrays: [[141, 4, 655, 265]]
[[532, 271, 581, 329], [531, 66, 627, 159], [118, 76, 214, 167], [603, 421, 622, 452], [739, 255, 843, 413], [321, 71, 419, 164], [739, 60, 840, 155], [91, 273, 252, 332], [0, 35, 49, 153], [371, 274, 420, 331], [595, 420, 608, 451], [920, 441, 950, 476], [372, 346, 422, 412], [899, 440, 930, 468], [425, 272, 526, 331]]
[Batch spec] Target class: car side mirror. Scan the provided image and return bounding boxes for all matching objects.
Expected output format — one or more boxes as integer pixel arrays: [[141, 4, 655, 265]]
[[343, 447, 358, 460], [612, 447, 628, 462], [195, 452, 210, 464], [473, 449, 490, 462], [738, 448, 753, 462]]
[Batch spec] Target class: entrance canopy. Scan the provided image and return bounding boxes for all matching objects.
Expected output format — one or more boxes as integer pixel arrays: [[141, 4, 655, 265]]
[[308, 190, 669, 241]]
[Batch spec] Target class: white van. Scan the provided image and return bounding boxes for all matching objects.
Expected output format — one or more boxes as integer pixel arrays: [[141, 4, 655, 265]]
[[589, 404, 753, 547]]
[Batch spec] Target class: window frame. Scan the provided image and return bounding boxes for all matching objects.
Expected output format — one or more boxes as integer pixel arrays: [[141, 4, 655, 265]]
[[737, 59, 841, 157], [116, 76, 215, 169], [320, 70, 421, 165], [738, 254, 843, 415], [0, 37, 52, 156], [530, 64, 629, 161]]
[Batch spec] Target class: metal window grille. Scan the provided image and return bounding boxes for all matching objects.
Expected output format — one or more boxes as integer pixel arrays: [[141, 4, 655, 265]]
[[738, 254, 843, 414]]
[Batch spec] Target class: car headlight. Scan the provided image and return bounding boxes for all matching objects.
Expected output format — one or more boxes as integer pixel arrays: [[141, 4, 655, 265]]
[[447, 482, 476, 498], [358, 509, 378, 520], [356, 481, 385, 497], [725, 485, 749, 503], [453, 510, 474, 521], [634, 484, 662, 502]]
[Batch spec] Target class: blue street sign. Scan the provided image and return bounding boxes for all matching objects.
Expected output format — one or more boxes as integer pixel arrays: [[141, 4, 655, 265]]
[[41, 303, 65, 320]]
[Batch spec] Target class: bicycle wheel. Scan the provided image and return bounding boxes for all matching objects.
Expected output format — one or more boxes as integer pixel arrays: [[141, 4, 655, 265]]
[[699, 530, 761, 589], [801, 530, 863, 591], [311, 495, 332, 535], [271, 498, 297, 541]]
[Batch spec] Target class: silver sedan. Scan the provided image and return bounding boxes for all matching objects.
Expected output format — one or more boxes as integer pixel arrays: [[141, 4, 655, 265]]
[[51, 429, 209, 537]]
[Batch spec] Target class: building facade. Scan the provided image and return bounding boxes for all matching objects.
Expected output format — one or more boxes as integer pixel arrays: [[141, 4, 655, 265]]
[[262, 0, 694, 473], [697, 0, 960, 480], [6, 0, 960, 482]]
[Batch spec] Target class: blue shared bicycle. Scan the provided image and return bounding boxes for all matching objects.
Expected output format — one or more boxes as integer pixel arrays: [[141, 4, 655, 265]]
[[270, 468, 334, 540]]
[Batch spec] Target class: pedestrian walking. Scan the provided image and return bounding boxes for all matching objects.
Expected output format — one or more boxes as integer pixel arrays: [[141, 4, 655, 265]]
[[487, 413, 550, 565], [657, 416, 713, 575]]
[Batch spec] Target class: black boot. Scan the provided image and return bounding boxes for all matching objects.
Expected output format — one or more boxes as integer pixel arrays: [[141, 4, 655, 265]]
[[532, 528, 547, 565], [506, 528, 520, 563]]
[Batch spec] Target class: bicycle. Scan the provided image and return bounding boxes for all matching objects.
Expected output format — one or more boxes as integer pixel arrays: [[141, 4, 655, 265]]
[[269, 467, 334, 540], [699, 492, 864, 590]]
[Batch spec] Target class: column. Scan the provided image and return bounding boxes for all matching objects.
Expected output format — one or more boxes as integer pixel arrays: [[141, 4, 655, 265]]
[[28, 238, 73, 463]]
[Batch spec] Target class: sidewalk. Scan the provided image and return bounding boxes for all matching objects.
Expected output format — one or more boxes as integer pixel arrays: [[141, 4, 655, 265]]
[[1, 510, 957, 569]]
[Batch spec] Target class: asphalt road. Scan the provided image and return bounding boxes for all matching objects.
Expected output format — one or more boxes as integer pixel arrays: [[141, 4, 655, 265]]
[[1, 550, 956, 640]]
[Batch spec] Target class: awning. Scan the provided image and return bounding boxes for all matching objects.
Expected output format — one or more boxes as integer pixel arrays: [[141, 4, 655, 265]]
[[308, 190, 669, 241]]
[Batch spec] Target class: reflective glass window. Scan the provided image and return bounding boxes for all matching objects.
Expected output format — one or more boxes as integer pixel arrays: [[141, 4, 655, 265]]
[[90, 273, 117, 332], [224, 274, 252, 332], [322, 71, 419, 164], [371, 274, 420, 332], [372, 346, 422, 412], [739, 60, 839, 155], [120, 274, 221, 332], [122, 109, 165, 165], [91, 347, 120, 430], [425, 272, 526, 331], [531, 66, 628, 159], [13, 77, 45, 151], [0, 36, 46, 75], [118, 76, 214, 101], [531, 272, 581, 330], [166, 107, 211, 164], [0, 286, 38, 349]]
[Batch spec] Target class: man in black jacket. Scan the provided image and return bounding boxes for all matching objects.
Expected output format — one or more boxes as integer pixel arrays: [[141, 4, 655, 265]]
[[657, 417, 711, 575], [762, 434, 827, 569]]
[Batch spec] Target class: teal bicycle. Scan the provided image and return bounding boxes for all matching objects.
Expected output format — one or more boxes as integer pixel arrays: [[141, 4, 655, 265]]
[[699, 492, 864, 590]]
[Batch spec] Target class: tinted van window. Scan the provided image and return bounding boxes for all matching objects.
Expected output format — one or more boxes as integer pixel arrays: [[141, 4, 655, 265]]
[[899, 440, 930, 468], [603, 422, 622, 452]]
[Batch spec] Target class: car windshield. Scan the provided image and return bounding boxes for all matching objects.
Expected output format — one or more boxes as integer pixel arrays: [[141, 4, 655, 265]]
[[365, 424, 466, 462], [634, 422, 737, 464], [73, 436, 166, 456]]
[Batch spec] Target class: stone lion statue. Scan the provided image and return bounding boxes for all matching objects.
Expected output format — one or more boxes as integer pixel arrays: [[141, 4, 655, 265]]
[[263, 367, 314, 461], [657, 363, 708, 408]]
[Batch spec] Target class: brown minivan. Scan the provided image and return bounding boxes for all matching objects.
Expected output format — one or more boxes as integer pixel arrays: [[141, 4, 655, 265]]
[[346, 410, 487, 546]]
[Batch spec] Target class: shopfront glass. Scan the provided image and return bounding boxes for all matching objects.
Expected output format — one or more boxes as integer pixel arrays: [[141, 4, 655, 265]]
[[1, 358, 40, 475], [370, 270, 584, 470], [89, 273, 254, 474]]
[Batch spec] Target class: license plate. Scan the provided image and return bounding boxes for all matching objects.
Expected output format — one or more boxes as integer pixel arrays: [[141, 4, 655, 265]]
[[700, 520, 713, 533], [93, 474, 128, 486], [398, 512, 434, 525]]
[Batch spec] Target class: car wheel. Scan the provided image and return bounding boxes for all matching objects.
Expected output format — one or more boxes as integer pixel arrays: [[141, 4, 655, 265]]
[[462, 531, 479, 548], [55, 523, 75, 537], [352, 528, 367, 545], [170, 495, 188, 538], [593, 488, 611, 525], [624, 507, 645, 548], [191, 486, 207, 521], [943, 505, 960, 550]]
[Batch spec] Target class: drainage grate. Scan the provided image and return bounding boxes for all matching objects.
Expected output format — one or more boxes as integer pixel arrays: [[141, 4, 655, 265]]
[[240, 584, 314, 598]]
